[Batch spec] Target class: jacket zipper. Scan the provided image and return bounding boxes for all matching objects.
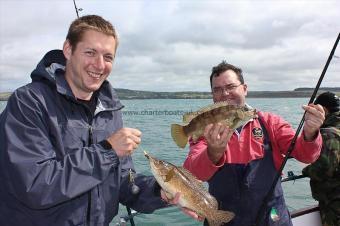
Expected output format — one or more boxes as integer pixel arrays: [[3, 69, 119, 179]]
[[75, 95, 102, 225], [86, 125, 93, 225]]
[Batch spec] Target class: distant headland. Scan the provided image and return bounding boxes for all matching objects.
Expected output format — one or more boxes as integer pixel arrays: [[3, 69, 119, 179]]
[[0, 87, 339, 101]]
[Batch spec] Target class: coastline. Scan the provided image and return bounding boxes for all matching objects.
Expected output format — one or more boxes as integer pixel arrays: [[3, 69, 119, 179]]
[[1, 88, 339, 101]]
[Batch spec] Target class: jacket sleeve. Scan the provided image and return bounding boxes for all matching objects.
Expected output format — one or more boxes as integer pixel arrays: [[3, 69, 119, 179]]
[[183, 138, 226, 181], [302, 127, 340, 180], [118, 157, 167, 213], [260, 112, 322, 168], [0, 90, 120, 209]]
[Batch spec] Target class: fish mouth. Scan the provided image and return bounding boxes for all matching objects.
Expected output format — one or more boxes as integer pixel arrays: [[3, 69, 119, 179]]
[[144, 150, 150, 159]]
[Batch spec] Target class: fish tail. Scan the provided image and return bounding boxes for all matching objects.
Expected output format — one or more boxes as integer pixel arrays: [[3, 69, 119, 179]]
[[207, 209, 235, 226], [171, 124, 188, 148]]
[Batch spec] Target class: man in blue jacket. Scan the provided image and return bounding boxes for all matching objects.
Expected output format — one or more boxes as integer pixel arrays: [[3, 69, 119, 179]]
[[0, 15, 170, 226]]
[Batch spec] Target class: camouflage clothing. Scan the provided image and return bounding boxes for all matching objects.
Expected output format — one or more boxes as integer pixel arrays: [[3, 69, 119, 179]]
[[303, 111, 340, 226]]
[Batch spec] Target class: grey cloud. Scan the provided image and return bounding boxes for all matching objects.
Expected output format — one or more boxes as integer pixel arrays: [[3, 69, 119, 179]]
[[1, 0, 339, 92]]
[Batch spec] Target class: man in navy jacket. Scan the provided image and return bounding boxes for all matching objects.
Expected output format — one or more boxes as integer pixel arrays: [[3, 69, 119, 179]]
[[0, 15, 167, 226]]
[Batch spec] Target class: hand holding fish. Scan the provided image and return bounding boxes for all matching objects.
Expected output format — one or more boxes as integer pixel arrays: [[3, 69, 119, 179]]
[[106, 128, 141, 157], [204, 123, 232, 164], [160, 191, 204, 221], [145, 152, 235, 225], [302, 104, 325, 141]]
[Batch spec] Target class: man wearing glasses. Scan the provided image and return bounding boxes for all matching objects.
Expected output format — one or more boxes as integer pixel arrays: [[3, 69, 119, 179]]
[[183, 61, 325, 226]]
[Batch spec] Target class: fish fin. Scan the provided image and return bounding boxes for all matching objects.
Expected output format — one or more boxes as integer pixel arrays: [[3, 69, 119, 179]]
[[194, 101, 229, 116], [207, 209, 235, 226], [183, 112, 197, 124], [165, 168, 175, 182], [183, 102, 229, 124], [230, 117, 241, 129], [236, 109, 244, 119], [171, 124, 188, 148], [183, 101, 229, 124]]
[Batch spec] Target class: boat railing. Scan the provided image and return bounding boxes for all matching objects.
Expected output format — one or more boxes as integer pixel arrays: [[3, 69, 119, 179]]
[[281, 170, 307, 182], [290, 205, 319, 218]]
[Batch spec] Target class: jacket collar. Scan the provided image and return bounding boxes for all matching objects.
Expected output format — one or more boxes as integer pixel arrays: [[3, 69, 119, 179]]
[[49, 62, 123, 112]]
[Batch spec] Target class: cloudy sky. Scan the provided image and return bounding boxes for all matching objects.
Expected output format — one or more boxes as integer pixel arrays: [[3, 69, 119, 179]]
[[0, 0, 339, 92]]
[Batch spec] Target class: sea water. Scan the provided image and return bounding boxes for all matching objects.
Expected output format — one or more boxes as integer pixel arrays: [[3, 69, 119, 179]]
[[0, 98, 318, 226]]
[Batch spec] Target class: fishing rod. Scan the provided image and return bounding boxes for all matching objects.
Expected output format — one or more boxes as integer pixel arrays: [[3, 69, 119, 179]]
[[72, 0, 82, 18], [126, 205, 136, 226], [253, 32, 340, 226]]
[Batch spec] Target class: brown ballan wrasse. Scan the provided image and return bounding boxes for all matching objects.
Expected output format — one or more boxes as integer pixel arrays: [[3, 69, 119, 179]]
[[171, 102, 257, 148], [144, 151, 234, 226]]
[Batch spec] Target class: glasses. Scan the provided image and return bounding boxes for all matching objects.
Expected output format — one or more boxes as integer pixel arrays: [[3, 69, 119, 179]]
[[212, 84, 242, 96]]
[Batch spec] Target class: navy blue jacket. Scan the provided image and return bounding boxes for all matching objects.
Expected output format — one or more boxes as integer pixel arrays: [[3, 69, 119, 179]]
[[0, 50, 164, 226]]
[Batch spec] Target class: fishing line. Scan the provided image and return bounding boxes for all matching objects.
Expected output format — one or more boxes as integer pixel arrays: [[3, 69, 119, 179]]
[[126, 144, 148, 226], [253, 33, 340, 226]]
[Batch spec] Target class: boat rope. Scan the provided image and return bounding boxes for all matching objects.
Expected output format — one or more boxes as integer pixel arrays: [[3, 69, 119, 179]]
[[253, 32, 340, 226]]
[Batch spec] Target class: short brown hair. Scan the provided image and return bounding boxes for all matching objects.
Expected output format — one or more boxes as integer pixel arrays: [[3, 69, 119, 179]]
[[66, 15, 118, 52], [209, 61, 244, 88]]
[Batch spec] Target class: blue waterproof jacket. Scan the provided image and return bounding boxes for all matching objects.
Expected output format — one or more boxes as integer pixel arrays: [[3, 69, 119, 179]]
[[0, 50, 165, 226]]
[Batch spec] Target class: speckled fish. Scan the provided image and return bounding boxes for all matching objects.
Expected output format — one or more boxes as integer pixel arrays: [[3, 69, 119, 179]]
[[171, 102, 257, 148], [144, 151, 234, 226]]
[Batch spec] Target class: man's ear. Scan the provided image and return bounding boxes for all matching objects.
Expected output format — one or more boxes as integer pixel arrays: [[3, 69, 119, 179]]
[[243, 83, 248, 96], [63, 40, 72, 60]]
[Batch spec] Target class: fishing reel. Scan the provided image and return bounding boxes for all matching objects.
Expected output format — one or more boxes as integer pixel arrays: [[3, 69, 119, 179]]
[[129, 169, 140, 195]]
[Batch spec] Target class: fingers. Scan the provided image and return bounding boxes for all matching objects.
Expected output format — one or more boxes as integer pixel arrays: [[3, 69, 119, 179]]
[[203, 123, 230, 163], [204, 123, 230, 147], [160, 190, 179, 205], [302, 104, 325, 141], [123, 128, 142, 150], [129, 133, 141, 145], [128, 127, 142, 137], [160, 191, 204, 222], [172, 192, 181, 204], [303, 104, 325, 126], [210, 123, 222, 139], [303, 104, 325, 119], [107, 127, 142, 157], [219, 126, 231, 145], [203, 124, 214, 138], [181, 207, 204, 221]]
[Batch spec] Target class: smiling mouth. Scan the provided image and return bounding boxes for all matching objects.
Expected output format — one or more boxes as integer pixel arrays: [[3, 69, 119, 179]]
[[88, 71, 102, 79]]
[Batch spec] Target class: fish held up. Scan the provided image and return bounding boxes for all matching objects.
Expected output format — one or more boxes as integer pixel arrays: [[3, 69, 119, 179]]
[[144, 151, 234, 226], [171, 102, 257, 148]]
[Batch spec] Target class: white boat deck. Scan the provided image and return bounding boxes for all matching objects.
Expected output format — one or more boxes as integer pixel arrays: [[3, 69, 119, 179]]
[[291, 205, 322, 226]]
